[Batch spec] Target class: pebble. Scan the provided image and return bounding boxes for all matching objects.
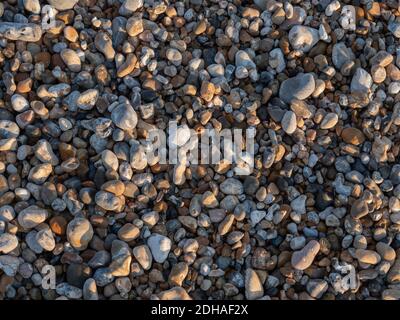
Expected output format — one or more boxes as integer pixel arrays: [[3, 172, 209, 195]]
[[220, 178, 244, 195], [0, 233, 18, 254], [351, 68, 372, 93], [133, 245, 152, 270], [350, 199, 369, 219], [11, 95, 29, 112], [18, 206, 48, 229], [147, 233, 171, 263], [60, 49, 81, 73], [0, 0, 399, 302], [67, 217, 94, 251], [355, 249, 381, 265], [245, 268, 264, 300], [111, 103, 138, 131], [288, 26, 320, 53], [281, 111, 297, 135], [341, 128, 365, 145], [279, 73, 315, 103], [0, 22, 42, 42], [291, 240, 320, 270], [332, 42, 355, 70]]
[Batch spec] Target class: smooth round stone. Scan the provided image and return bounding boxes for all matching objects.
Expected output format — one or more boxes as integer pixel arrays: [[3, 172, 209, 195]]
[[291, 240, 321, 270], [157, 287, 191, 300], [390, 164, 400, 185], [117, 53, 137, 78], [18, 205, 48, 229], [355, 249, 381, 265], [67, 217, 94, 251], [147, 233, 172, 263], [119, 0, 143, 15], [281, 111, 297, 135], [341, 128, 365, 145], [76, 89, 99, 110], [0, 233, 18, 253], [26, 231, 43, 254], [290, 99, 313, 119], [28, 163, 53, 184], [63, 26, 79, 42], [11, 94, 29, 112], [376, 242, 396, 261], [111, 103, 138, 131], [117, 223, 140, 242], [95, 191, 122, 211], [279, 73, 315, 103], [36, 229, 55, 251], [101, 180, 125, 196], [371, 65, 386, 83], [101, 150, 119, 172], [382, 289, 400, 300], [220, 178, 244, 195], [49, 216, 67, 235], [320, 113, 338, 130], [60, 49, 81, 72], [166, 48, 182, 66], [0, 255, 20, 276], [288, 26, 319, 53], [94, 32, 115, 61], [290, 236, 306, 250]]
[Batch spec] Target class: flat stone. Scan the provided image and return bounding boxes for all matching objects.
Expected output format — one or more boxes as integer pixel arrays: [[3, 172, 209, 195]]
[[279, 73, 315, 103], [18, 205, 48, 229], [0, 22, 42, 42], [341, 128, 365, 145], [220, 178, 244, 195]]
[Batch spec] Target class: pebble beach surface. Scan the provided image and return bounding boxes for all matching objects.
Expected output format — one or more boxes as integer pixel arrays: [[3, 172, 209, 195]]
[[0, 0, 400, 301]]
